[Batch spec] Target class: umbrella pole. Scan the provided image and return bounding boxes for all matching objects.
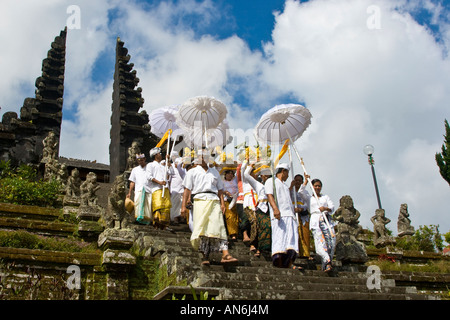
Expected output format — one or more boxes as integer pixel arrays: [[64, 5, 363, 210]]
[[285, 131, 334, 237], [288, 145, 300, 225], [162, 130, 171, 198], [269, 159, 278, 209], [202, 114, 208, 150]]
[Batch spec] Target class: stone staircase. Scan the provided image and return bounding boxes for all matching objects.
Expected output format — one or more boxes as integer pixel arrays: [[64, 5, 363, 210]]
[[1, 201, 447, 300], [132, 223, 443, 300]]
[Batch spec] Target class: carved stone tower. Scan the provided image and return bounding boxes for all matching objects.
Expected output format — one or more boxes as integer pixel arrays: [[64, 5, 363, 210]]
[[109, 38, 158, 180], [0, 28, 67, 165]]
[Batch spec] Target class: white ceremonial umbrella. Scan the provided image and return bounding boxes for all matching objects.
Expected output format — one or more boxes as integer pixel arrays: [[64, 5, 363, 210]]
[[149, 105, 184, 139], [176, 96, 228, 151], [254, 103, 312, 146], [254, 104, 333, 236], [176, 96, 228, 132], [149, 105, 186, 197], [184, 119, 233, 149]]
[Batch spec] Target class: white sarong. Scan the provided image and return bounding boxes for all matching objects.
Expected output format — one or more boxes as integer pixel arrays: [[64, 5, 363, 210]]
[[271, 216, 299, 256], [170, 191, 182, 220], [134, 187, 152, 225], [190, 199, 228, 251]]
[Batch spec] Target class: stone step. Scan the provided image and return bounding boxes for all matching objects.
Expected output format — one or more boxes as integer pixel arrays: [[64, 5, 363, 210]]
[[197, 268, 368, 284], [0, 203, 63, 221], [202, 277, 417, 295], [0, 216, 76, 237], [381, 270, 450, 292], [131, 225, 442, 300], [217, 287, 430, 300], [193, 264, 418, 295], [0, 202, 80, 238]]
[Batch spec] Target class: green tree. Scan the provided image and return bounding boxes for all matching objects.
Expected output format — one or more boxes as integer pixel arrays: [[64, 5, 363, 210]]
[[413, 225, 443, 252], [396, 225, 444, 252], [436, 119, 450, 186], [0, 161, 62, 207]]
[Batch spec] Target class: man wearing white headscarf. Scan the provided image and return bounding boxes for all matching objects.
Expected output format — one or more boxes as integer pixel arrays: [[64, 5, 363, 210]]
[[147, 147, 174, 229], [181, 149, 238, 266], [265, 163, 300, 269]]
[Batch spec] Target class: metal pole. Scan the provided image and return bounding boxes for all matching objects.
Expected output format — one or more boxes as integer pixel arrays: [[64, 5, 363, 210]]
[[368, 155, 382, 209]]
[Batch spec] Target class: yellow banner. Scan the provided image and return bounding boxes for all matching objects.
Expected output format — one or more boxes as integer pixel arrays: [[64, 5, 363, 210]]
[[253, 164, 270, 174], [274, 139, 290, 168], [156, 129, 172, 148]]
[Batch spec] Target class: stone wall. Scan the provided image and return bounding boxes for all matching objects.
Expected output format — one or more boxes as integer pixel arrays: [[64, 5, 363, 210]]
[[0, 202, 137, 300]]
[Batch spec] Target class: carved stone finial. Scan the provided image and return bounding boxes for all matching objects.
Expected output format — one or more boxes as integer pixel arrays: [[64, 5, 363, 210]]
[[397, 203, 415, 237], [371, 208, 396, 248], [334, 195, 368, 263]]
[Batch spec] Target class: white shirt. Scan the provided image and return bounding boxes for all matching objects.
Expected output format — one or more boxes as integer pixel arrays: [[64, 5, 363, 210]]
[[264, 176, 295, 219], [223, 176, 238, 202], [242, 162, 268, 213], [146, 160, 174, 192], [290, 188, 308, 211], [183, 165, 224, 201], [298, 185, 334, 230], [170, 157, 185, 194], [129, 164, 152, 193]]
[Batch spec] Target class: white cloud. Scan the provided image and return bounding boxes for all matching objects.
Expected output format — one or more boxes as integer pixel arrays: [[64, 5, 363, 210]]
[[262, 0, 450, 232], [0, 0, 69, 112]]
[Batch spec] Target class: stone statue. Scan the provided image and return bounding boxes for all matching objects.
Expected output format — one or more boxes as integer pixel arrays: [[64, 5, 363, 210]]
[[334, 195, 367, 263], [80, 172, 100, 207], [44, 158, 59, 181], [57, 163, 68, 186], [371, 208, 396, 248], [105, 174, 132, 229], [64, 168, 81, 204], [44, 157, 67, 184], [97, 174, 135, 252], [126, 141, 141, 172], [42, 131, 58, 162], [397, 203, 415, 237]]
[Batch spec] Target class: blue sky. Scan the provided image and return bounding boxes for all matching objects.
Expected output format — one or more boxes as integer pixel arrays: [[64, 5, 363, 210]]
[[131, 0, 287, 50], [1, 0, 450, 234], [80, 0, 450, 119]]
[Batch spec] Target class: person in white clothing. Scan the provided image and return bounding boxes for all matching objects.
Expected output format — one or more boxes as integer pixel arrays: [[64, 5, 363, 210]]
[[169, 150, 185, 223], [242, 161, 272, 255], [241, 163, 258, 252], [147, 147, 174, 229], [290, 174, 311, 259], [265, 163, 300, 269], [181, 150, 238, 266], [222, 169, 239, 240], [127, 154, 152, 225], [298, 176, 335, 272]]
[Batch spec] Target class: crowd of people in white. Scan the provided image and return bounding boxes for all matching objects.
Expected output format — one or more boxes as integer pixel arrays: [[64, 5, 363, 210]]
[[127, 147, 336, 272]]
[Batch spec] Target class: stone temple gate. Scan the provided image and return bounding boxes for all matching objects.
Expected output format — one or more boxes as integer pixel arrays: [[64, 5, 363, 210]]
[[0, 28, 159, 180]]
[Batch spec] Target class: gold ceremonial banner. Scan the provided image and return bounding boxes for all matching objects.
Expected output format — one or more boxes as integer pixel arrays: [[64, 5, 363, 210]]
[[156, 129, 172, 148], [274, 139, 290, 168]]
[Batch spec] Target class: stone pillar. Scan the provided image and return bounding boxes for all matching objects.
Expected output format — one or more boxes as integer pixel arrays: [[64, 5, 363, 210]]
[[1, 28, 67, 166], [109, 37, 158, 180], [98, 228, 136, 300], [334, 195, 368, 271]]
